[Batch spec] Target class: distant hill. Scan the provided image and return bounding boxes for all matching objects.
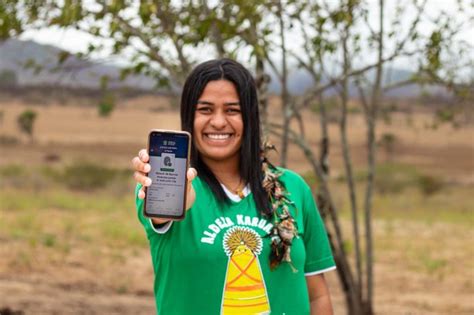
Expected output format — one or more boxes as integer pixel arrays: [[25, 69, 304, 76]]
[[0, 39, 155, 90], [267, 65, 449, 97], [0, 39, 448, 97]]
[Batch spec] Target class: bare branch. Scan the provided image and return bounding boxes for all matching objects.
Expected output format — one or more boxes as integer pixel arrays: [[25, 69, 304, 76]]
[[295, 48, 422, 111], [382, 78, 417, 92], [355, 78, 370, 118], [114, 15, 183, 84]]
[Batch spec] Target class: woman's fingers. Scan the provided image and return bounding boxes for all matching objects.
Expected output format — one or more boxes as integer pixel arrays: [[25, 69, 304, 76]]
[[134, 172, 150, 200], [134, 171, 152, 186], [132, 156, 151, 173], [138, 187, 146, 200], [133, 149, 151, 200], [135, 164, 197, 203], [138, 149, 149, 163]]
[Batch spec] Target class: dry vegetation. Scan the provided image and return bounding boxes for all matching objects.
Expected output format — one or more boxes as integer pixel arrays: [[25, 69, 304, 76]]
[[0, 91, 473, 314]]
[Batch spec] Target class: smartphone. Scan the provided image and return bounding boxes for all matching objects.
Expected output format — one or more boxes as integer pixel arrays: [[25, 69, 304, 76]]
[[144, 129, 191, 220]]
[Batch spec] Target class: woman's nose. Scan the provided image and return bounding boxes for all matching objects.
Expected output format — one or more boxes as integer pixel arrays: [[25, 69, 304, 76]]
[[210, 111, 226, 129]]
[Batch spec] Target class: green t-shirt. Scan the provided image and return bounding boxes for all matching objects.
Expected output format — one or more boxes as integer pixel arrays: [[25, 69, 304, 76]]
[[135, 168, 335, 315]]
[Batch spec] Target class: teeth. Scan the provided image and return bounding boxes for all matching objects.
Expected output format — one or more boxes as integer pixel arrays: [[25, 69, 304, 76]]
[[207, 134, 230, 140]]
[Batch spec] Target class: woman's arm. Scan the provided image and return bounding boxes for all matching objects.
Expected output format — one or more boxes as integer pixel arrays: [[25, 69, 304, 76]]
[[306, 273, 334, 315]]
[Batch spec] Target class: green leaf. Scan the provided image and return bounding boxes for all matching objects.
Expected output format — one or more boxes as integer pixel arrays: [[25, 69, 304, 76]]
[[57, 51, 70, 65], [100, 75, 109, 90], [119, 68, 131, 81], [139, 2, 151, 24], [133, 62, 146, 74]]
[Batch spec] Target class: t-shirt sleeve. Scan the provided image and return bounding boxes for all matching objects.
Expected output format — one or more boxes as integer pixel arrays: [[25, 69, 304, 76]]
[[301, 182, 336, 275]]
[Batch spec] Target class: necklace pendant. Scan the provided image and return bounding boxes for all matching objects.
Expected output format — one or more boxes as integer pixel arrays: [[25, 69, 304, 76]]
[[236, 189, 245, 199]]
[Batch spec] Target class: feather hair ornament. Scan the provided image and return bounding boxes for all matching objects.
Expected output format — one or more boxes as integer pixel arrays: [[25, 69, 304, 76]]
[[261, 143, 298, 272]]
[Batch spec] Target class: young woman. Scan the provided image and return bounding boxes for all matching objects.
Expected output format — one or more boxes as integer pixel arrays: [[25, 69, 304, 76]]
[[132, 59, 336, 315]]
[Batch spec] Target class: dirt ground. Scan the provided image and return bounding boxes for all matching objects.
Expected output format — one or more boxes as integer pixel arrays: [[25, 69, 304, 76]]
[[1, 94, 473, 314], [1, 221, 472, 315]]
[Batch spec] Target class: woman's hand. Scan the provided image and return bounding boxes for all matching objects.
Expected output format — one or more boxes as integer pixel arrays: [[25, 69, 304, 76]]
[[132, 149, 197, 223]]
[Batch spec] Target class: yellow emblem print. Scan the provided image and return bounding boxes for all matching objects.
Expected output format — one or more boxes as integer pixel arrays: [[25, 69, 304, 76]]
[[221, 226, 270, 315]]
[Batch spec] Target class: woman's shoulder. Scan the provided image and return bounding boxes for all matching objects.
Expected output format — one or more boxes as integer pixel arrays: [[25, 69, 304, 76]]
[[274, 167, 315, 216], [274, 167, 311, 191]]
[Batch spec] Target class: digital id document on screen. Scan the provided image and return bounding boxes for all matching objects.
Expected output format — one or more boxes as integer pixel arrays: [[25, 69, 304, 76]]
[[146, 133, 188, 216]]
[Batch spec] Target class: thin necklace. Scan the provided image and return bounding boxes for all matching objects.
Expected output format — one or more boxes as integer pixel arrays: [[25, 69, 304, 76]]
[[222, 178, 245, 199], [234, 182, 245, 199]]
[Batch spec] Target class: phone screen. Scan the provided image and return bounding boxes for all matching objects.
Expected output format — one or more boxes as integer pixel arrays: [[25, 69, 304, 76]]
[[145, 131, 190, 218]]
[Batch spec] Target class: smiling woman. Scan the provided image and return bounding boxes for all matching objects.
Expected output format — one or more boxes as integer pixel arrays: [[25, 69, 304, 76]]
[[131, 59, 336, 315]]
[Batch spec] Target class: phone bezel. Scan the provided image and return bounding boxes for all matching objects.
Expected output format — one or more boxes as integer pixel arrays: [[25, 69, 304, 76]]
[[143, 129, 191, 220]]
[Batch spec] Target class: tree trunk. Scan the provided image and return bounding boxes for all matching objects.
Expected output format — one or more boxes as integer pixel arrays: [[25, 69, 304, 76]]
[[362, 1, 385, 313], [340, 19, 363, 304], [363, 116, 376, 315], [278, 127, 362, 314], [319, 94, 330, 176], [277, 0, 290, 167], [255, 57, 270, 137]]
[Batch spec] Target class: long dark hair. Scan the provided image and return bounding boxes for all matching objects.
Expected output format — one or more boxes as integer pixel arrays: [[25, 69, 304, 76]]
[[180, 58, 271, 215]]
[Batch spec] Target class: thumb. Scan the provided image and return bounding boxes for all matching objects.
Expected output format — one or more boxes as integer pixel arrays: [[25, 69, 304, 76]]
[[187, 167, 197, 182], [185, 168, 197, 211]]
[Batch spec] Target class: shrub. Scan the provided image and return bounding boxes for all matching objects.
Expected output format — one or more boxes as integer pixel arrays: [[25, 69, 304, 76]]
[[310, 97, 339, 114], [17, 109, 37, 140], [0, 164, 25, 177], [417, 175, 444, 196], [60, 162, 118, 190], [435, 108, 455, 123], [373, 163, 419, 194], [378, 132, 397, 161], [42, 233, 56, 247], [0, 164, 51, 190], [0, 135, 19, 145], [98, 93, 115, 117]]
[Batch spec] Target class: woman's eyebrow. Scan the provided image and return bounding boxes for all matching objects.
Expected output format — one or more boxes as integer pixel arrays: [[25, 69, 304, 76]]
[[197, 100, 214, 105], [224, 102, 240, 106], [196, 101, 240, 106]]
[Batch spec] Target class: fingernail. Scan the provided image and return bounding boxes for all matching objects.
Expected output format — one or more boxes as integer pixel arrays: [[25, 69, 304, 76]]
[[144, 164, 151, 172], [145, 178, 152, 186]]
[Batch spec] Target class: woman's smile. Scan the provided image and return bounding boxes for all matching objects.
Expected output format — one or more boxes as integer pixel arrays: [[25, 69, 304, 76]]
[[205, 133, 231, 140], [203, 133, 234, 146]]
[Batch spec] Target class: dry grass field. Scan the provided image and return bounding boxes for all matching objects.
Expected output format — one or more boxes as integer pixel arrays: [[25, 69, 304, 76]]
[[0, 92, 473, 314]]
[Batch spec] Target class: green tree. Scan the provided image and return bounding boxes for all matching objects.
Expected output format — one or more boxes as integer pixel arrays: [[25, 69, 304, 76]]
[[98, 92, 115, 117], [17, 109, 37, 141], [0, 69, 18, 87]]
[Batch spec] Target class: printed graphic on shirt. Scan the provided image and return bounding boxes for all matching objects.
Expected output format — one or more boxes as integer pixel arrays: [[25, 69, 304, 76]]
[[221, 226, 270, 315], [200, 215, 274, 245]]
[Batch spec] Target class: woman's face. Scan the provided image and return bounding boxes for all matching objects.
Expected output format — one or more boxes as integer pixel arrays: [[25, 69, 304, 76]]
[[193, 80, 243, 163]]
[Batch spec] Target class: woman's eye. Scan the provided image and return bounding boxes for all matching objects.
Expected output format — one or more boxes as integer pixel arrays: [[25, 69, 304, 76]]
[[226, 108, 241, 114], [197, 107, 212, 113]]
